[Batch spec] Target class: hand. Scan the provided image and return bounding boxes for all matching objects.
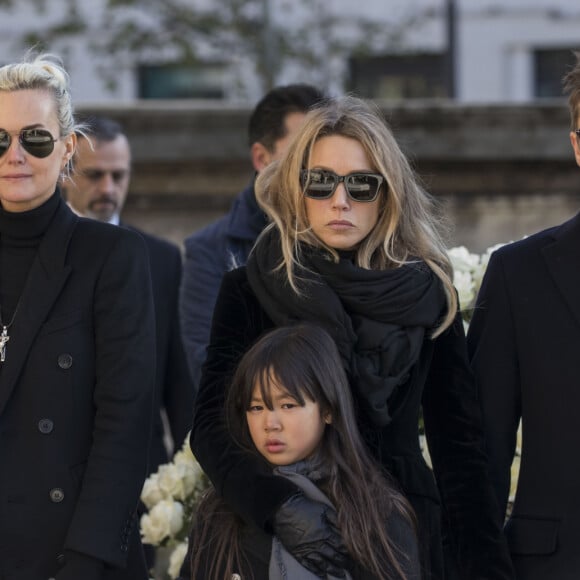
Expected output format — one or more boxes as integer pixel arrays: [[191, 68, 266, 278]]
[[272, 492, 349, 578]]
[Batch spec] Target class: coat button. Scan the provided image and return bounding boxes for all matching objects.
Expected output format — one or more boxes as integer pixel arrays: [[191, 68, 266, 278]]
[[38, 418, 54, 434], [49, 488, 65, 503], [57, 353, 73, 369]]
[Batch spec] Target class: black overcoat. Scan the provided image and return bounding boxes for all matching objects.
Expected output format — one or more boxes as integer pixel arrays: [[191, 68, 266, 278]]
[[191, 266, 513, 580], [0, 198, 155, 578], [125, 225, 194, 469], [468, 212, 580, 579]]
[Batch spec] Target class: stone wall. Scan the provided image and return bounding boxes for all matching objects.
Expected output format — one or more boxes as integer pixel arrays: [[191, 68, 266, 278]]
[[77, 101, 580, 251]]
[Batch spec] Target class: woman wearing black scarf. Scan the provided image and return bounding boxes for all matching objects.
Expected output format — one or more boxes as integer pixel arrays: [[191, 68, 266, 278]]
[[190, 96, 513, 580]]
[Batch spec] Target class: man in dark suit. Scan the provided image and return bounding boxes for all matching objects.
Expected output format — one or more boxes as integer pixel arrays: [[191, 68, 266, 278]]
[[467, 52, 580, 579], [64, 117, 194, 470], [179, 84, 324, 388]]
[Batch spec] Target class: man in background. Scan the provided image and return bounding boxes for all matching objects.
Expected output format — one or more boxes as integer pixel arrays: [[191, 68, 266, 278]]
[[467, 53, 580, 579], [64, 116, 194, 469], [179, 84, 324, 388]]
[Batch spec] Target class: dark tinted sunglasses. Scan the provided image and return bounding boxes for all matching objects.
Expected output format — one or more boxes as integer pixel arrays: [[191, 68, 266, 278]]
[[0, 128, 58, 159], [301, 169, 384, 202]]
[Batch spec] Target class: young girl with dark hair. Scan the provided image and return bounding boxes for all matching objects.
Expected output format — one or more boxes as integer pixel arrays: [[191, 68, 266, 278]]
[[184, 323, 420, 580]]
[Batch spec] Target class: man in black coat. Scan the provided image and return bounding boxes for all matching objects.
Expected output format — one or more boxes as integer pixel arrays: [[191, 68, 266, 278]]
[[178, 84, 324, 388], [467, 52, 580, 579], [64, 117, 194, 470]]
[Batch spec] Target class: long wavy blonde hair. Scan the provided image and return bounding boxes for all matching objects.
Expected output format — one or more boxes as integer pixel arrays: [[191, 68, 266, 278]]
[[255, 95, 457, 337]]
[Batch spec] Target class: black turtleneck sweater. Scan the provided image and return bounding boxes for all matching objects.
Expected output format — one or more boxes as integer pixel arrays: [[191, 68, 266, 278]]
[[0, 192, 60, 326]]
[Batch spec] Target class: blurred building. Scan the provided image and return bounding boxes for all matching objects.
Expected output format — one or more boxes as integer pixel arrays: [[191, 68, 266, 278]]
[[0, 0, 579, 104], [1, 0, 578, 253]]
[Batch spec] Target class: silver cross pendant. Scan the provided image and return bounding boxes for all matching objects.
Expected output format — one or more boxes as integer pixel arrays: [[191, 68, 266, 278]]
[[0, 326, 9, 362]]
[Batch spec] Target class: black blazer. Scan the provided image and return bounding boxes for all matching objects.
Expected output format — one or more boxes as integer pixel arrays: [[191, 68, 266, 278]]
[[0, 199, 155, 578], [126, 225, 194, 469], [468, 212, 580, 580], [191, 266, 513, 580]]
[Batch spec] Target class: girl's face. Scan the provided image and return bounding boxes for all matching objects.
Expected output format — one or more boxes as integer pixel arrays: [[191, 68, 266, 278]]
[[304, 135, 381, 251], [0, 89, 75, 212], [246, 379, 328, 466]]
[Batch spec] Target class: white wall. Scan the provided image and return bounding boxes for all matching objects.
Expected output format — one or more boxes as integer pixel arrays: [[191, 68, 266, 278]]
[[458, 4, 580, 102], [0, 0, 578, 104]]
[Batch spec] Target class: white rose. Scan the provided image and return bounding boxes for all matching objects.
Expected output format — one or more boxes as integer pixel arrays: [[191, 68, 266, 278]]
[[141, 473, 166, 510], [448, 246, 480, 273], [509, 454, 521, 503], [453, 269, 475, 310], [158, 463, 188, 501], [179, 463, 199, 498], [179, 434, 194, 457], [168, 540, 188, 579], [173, 449, 194, 468], [173, 449, 207, 498], [140, 499, 184, 545], [418, 434, 432, 469]]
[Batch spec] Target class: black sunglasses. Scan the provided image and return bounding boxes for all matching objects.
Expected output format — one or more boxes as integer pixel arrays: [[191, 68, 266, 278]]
[[301, 169, 385, 202], [575, 129, 580, 138], [0, 128, 58, 159]]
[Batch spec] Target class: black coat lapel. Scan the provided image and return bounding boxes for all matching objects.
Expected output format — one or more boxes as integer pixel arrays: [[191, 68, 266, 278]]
[[542, 212, 580, 330], [0, 201, 77, 415]]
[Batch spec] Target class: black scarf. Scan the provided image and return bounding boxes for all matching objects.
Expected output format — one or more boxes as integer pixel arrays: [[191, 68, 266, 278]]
[[246, 228, 446, 427]]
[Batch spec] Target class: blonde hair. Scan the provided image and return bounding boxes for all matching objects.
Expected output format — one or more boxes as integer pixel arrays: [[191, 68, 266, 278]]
[[255, 95, 457, 337], [0, 52, 77, 139]]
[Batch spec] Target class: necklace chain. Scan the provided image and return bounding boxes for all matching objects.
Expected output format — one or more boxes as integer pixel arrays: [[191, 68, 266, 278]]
[[0, 303, 18, 329]]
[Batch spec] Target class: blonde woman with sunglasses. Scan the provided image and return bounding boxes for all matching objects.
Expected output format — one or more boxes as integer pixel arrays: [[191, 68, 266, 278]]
[[190, 96, 514, 580], [0, 53, 155, 579]]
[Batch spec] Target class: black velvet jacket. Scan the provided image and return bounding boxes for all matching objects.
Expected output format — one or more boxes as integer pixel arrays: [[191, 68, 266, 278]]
[[191, 266, 514, 580]]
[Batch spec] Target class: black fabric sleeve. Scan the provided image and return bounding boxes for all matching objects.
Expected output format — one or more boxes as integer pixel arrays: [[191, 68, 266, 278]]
[[423, 312, 514, 579], [190, 268, 299, 529], [467, 250, 521, 517]]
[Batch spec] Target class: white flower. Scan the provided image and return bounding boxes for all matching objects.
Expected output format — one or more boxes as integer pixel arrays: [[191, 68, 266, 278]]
[[419, 435, 432, 469], [168, 540, 188, 579], [448, 245, 480, 274], [472, 242, 507, 290], [158, 463, 190, 501], [173, 448, 194, 468], [453, 269, 475, 310], [139, 433, 210, 551], [141, 472, 166, 510], [509, 454, 521, 503], [140, 499, 184, 546], [179, 434, 195, 457]]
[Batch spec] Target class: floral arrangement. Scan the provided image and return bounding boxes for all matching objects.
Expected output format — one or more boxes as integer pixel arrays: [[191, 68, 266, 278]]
[[141, 242, 523, 578], [140, 435, 210, 579], [448, 242, 508, 323]]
